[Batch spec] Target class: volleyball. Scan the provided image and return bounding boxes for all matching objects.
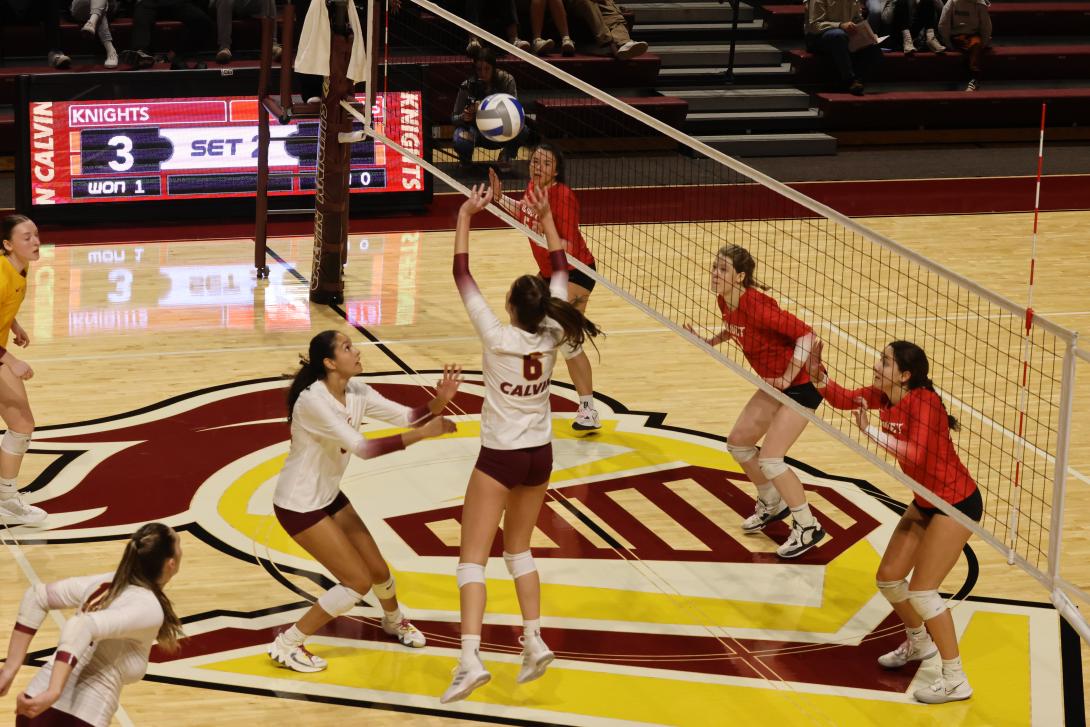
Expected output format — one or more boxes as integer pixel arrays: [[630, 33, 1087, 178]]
[[476, 93, 524, 143]]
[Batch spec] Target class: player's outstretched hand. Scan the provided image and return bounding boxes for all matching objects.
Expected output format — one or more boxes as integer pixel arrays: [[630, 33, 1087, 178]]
[[853, 397, 871, 432], [435, 363, 464, 407], [524, 182, 551, 220], [806, 339, 826, 385], [421, 416, 457, 439], [683, 323, 708, 346], [459, 184, 493, 217], [487, 167, 504, 199]]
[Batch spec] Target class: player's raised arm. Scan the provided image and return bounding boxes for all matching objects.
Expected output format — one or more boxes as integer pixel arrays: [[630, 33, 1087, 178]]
[[524, 183, 569, 298], [454, 184, 494, 257]]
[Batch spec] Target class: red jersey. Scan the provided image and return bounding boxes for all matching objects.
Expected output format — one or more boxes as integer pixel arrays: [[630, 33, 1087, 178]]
[[717, 288, 812, 386], [518, 182, 595, 277], [822, 380, 978, 507]]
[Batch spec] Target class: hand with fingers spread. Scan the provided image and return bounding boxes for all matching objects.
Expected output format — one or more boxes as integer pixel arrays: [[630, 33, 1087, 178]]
[[524, 183, 552, 221], [853, 397, 871, 432], [434, 364, 464, 409], [487, 167, 504, 200], [459, 183, 494, 217], [807, 339, 827, 387]]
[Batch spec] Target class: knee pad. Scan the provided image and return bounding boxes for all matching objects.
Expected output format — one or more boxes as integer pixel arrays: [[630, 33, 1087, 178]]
[[316, 584, 365, 618], [456, 562, 486, 589], [502, 550, 537, 580], [876, 578, 909, 605], [758, 456, 789, 481], [726, 442, 758, 465], [907, 589, 946, 622], [1, 431, 31, 456], [371, 576, 396, 600]]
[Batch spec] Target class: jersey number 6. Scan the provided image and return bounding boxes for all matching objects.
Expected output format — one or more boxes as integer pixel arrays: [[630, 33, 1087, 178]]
[[523, 354, 543, 381]]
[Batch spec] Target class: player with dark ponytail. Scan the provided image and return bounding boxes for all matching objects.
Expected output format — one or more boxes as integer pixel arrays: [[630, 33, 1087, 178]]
[[808, 339, 979, 704], [442, 183, 600, 703]]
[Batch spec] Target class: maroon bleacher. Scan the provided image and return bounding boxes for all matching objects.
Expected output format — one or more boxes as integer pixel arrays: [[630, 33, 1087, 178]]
[[532, 95, 689, 138]]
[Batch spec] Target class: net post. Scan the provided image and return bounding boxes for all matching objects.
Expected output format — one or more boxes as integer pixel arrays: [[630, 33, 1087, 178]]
[[280, 4, 296, 115], [309, 0, 354, 304], [1047, 335, 1078, 584], [254, 14, 274, 278]]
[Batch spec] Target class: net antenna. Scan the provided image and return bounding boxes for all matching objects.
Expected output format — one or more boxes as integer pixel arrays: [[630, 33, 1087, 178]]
[[367, 0, 1088, 643], [254, 0, 374, 303]]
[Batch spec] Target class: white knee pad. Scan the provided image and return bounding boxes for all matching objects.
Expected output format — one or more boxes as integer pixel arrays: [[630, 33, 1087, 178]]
[[316, 584, 365, 617], [877, 578, 909, 605], [1, 431, 31, 456], [726, 442, 758, 464], [502, 550, 537, 580], [371, 576, 396, 600], [758, 456, 789, 481], [907, 589, 946, 622], [456, 562, 486, 589]]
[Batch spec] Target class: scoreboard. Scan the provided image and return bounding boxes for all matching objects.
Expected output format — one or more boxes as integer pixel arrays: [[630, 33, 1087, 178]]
[[24, 91, 426, 208]]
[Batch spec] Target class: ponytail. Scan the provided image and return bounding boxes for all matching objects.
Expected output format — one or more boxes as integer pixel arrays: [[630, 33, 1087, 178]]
[[87, 522, 184, 653], [287, 330, 340, 422], [544, 296, 601, 351], [919, 377, 959, 431], [508, 274, 601, 349]]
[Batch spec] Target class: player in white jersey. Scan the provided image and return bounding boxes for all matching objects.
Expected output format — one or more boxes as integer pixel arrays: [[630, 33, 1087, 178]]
[[266, 330, 461, 673], [441, 184, 601, 703], [1, 522, 184, 726]]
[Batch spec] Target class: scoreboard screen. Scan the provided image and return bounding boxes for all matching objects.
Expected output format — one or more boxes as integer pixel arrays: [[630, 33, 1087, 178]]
[[24, 91, 426, 207]]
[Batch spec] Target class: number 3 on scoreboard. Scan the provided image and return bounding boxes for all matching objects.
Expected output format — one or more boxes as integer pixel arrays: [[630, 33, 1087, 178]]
[[107, 135, 135, 172]]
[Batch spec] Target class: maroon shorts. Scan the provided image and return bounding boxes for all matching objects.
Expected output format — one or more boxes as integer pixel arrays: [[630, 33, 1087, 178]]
[[274, 491, 351, 536], [475, 443, 553, 489], [16, 707, 94, 726]]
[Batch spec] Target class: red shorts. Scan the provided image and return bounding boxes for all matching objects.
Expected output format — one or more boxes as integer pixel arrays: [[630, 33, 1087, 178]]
[[16, 707, 94, 726], [475, 443, 553, 488], [274, 491, 351, 536]]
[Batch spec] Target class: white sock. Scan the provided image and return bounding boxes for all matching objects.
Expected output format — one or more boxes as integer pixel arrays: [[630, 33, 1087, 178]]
[[926, 29, 937, 41], [906, 624, 928, 641], [756, 482, 777, 504], [903, 29, 913, 42], [461, 634, 482, 664], [282, 625, 306, 646], [941, 656, 964, 678], [579, 395, 594, 409], [0, 478, 17, 501], [383, 607, 403, 624], [523, 618, 540, 636], [790, 503, 816, 528]]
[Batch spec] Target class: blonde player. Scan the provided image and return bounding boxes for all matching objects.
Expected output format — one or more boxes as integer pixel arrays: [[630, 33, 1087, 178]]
[[0, 215, 45, 527], [267, 331, 460, 672], [489, 144, 602, 432], [0, 522, 184, 726], [441, 184, 601, 703], [686, 245, 824, 558], [808, 340, 979, 704]]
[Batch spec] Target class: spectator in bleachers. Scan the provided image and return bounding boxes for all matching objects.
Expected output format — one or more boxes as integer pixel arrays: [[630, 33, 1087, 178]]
[[450, 47, 528, 171], [464, 0, 530, 58], [529, 0, 576, 56], [128, 0, 216, 69], [564, 0, 648, 60], [939, 0, 991, 91], [70, 0, 119, 67], [866, 0, 917, 54], [912, 0, 946, 53], [1, 0, 71, 68], [213, 0, 279, 63], [804, 0, 882, 95]]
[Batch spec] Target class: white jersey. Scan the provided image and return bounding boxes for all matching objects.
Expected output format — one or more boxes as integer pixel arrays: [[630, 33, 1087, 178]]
[[456, 252, 570, 450], [20, 574, 164, 727], [274, 378, 422, 512]]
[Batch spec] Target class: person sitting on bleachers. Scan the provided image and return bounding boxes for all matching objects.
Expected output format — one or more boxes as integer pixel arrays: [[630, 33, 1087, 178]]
[[527, 0, 576, 55], [463, 0, 530, 58], [450, 46, 528, 172], [804, 0, 882, 95], [866, 0, 917, 54], [912, 0, 945, 53], [564, 0, 648, 60], [126, 0, 216, 69], [1, 0, 71, 68], [213, 0, 279, 63], [70, 0, 119, 67], [939, 0, 991, 91]]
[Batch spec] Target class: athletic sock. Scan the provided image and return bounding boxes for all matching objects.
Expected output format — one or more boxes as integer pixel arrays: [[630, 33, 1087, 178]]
[[790, 503, 816, 527]]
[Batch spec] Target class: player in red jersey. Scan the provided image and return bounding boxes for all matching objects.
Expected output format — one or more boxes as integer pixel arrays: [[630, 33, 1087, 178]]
[[441, 184, 600, 704], [0, 216, 46, 527], [489, 143, 601, 432], [807, 339, 980, 704], [687, 244, 824, 558]]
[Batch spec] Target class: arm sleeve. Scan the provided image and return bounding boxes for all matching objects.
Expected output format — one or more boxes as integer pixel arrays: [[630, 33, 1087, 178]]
[[548, 250, 569, 299], [821, 379, 884, 410], [808, 0, 841, 33], [551, 186, 582, 256], [979, 7, 992, 45], [356, 381, 433, 429], [294, 394, 366, 454], [757, 294, 812, 340], [15, 584, 50, 634], [57, 597, 164, 666], [454, 253, 504, 346], [499, 70, 517, 97], [938, 2, 953, 45]]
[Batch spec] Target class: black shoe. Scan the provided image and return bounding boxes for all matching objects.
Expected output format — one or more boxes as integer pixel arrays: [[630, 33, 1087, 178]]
[[848, 80, 865, 96]]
